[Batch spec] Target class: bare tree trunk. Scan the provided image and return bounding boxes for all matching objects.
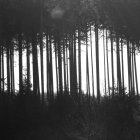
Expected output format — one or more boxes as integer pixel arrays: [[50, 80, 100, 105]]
[[134, 47, 138, 96], [40, 32, 44, 100], [69, 35, 74, 96], [106, 30, 110, 96], [19, 34, 23, 94], [110, 30, 114, 96], [54, 41, 59, 95], [121, 37, 125, 96], [116, 35, 121, 95], [49, 35, 54, 100], [90, 26, 95, 98], [103, 29, 107, 95], [58, 39, 63, 94], [7, 39, 10, 94], [127, 39, 131, 95], [2, 45, 4, 92], [66, 37, 69, 93], [46, 34, 50, 101], [73, 33, 78, 98], [0, 42, 1, 93], [78, 28, 82, 101], [95, 22, 100, 102], [32, 33, 39, 95], [26, 38, 31, 93], [63, 38, 67, 92], [40, 0, 44, 101], [10, 41, 14, 94], [86, 32, 90, 99], [131, 44, 135, 95]]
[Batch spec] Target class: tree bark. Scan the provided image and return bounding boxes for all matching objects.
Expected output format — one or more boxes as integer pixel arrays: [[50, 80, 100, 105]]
[[19, 34, 23, 94], [95, 22, 100, 102]]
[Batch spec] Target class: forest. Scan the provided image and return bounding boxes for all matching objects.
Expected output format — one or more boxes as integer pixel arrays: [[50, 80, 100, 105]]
[[0, 0, 140, 139]]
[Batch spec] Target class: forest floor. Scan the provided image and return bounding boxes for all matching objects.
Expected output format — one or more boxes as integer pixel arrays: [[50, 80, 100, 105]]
[[0, 92, 140, 140]]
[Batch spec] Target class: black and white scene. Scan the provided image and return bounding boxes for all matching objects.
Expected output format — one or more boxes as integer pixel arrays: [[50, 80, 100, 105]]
[[0, 0, 140, 139]]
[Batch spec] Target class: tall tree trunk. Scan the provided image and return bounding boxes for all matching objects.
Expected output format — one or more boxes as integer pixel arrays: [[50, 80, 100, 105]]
[[131, 44, 135, 95], [66, 37, 69, 93], [57, 36, 63, 94], [116, 34, 121, 95], [46, 34, 50, 101], [49, 35, 54, 100], [2, 45, 4, 92], [103, 29, 107, 95], [78, 28, 82, 101], [54, 41, 59, 95], [40, 32, 44, 101], [110, 30, 114, 96], [32, 33, 39, 95], [121, 37, 125, 96], [0, 43, 1, 93], [73, 33, 78, 98], [90, 26, 94, 98], [10, 42, 14, 94], [40, 0, 44, 102], [106, 30, 110, 96], [86, 32, 90, 99], [95, 22, 100, 101], [127, 39, 131, 95], [26, 38, 31, 93], [134, 47, 138, 96], [19, 34, 23, 94], [69, 35, 74, 96], [63, 38, 67, 92], [7, 39, 10, 94]]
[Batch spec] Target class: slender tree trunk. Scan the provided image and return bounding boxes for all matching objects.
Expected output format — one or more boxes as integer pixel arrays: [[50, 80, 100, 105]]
[[103, 29, 107, 95], [69, 35, 74, 96], [2, 45, 4, 92], [106, 30, 110, 96], [78, 28, 82, 101], [57, 36, 63, 94], [121, 37, 125, 96], [90, 26, 94, 98], [63, 38, 67, 92], [7, 39, 10, 93], [134, 48, 138, 96], [95, 22, 100, 101], [127, 39, 131, 95], [32, 33, 39, 95], [40, 33, 44, 101], [73, 33, 78, 98], [46, 34, 50, 101], [86, 32, 90, 99], [0, 43, 1, 93], [66, 37, 69, 93], [26, 38, 30, 93], [110, 30, 114, 96], [49, 35, 54, 100], [116, 34, 121, 95], [54, 41, 59, 95], [19, 34, 23, 94], [40, 0, 44, 102], [131, 44, 135, 95], [10, 42, 14, 94], [12, 46, 15, 94]]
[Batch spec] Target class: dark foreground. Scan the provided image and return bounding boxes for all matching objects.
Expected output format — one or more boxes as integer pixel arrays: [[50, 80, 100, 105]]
[[0, 92, 140, 140]]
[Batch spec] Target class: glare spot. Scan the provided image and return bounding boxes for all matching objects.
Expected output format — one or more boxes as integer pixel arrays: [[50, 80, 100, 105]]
[[51, 7, 64, 19]]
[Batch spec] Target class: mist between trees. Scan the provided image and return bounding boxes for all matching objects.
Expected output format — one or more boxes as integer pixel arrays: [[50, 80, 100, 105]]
[[0, 0, 140, 102]]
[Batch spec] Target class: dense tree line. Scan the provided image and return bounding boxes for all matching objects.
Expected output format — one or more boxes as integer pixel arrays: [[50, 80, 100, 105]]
[[0, 0, 140, 139], [0, 0, 140, 102]]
